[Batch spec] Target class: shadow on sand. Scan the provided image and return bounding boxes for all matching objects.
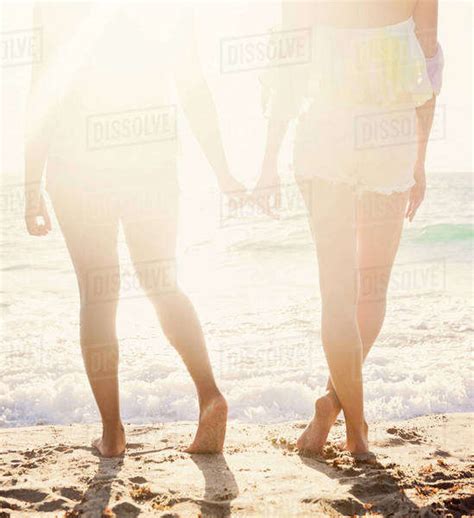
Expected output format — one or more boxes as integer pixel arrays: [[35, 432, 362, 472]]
[[72, 450, 133, 518], [190, 453, 239, 518], [298, 449, 425, 517]]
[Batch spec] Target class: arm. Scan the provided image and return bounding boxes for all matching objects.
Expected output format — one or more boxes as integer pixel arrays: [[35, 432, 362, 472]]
[[408, 0, 440, 221], [173, 10, 244, 195], [255, 0, 309, 200], [25, 3, 53, 235], [258, 118, 290, 191], [414, 0, 439, 164]]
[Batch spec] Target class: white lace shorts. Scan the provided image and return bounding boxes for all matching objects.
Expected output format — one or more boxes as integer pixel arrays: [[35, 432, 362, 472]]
[[293, 104, 418, 195]]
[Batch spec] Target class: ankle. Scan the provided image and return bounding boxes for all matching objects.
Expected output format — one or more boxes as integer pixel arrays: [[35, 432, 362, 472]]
[[316, 392, 340, 412], [102, 420, 124, 434], [326, 390, 340, 406], [198, 388, 224, 407], [346, 422, 367, 440]]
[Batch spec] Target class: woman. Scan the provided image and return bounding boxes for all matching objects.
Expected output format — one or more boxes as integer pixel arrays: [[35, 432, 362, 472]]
[[256, 0, 443, 454], [24, 3, 244, 457]]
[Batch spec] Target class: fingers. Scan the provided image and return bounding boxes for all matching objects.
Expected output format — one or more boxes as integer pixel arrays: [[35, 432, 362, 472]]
[[41, 197, 52, 231], [25, 216, 48, 236], [25, 212, 51, 236], [226, 188, 248, 204], [405, 185, 425, 222], [226, 185, 251, 213], [408, 199, 421, 222], [25, 192, 52, 236], [251, 182, 281, 219], [405, 195, 414, 220], [225, 183, 247, 197]]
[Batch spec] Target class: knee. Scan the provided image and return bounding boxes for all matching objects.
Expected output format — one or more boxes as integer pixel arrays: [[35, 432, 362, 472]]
[[79, 266, 121, 308], [358, 266, 391, 305], [320, 302, 361, 350], [320, 278, 358, 319], [133, 258, 177, 301], [322, 317, 360, 347], [151, 287, 182, 320], [152, 290, 195, 343]]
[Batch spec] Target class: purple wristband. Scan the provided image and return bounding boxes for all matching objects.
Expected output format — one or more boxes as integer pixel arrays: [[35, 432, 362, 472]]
[[426, 43, 444, 95]]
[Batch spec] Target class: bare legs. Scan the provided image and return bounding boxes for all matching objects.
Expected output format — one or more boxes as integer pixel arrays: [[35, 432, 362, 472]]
[[50, 178, 226, 457], [296, 179, 366, 453], [296, 179, 408, 453], [123, 210, 227, 454], [51, 201, 127, 457], [152, 291, 227, 453], [322, 189, 409, 447], [80, 301, 126, 457]]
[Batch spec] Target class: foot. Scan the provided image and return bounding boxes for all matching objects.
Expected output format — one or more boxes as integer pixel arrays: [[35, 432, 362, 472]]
[[184, 394, 228, 454], [345, 421, 369, 454], [92, 423, 126, 457], [297, 393, 340, 454]]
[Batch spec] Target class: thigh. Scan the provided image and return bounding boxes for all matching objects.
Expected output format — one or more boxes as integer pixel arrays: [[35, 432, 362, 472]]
[[48, 182, 121, 306], [356, 107, 418, 194], [120, 175, 179, 297], [298, 176, 359, 309], [357, 190, 409, 302]]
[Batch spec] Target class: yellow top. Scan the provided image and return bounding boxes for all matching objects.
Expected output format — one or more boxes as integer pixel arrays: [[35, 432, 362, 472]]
[[261, 17, 434, 119]]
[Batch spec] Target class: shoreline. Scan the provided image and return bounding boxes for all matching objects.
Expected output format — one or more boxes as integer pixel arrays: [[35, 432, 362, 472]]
[[0, 413, 472, 517]]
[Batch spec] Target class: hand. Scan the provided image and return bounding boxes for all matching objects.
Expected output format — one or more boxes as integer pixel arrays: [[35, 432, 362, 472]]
[[217, 172, 251, 223], [252, 157, 281, 219], [25, 190, 51, 236], [406, 162, 426, 222], [218, 172, 247, 199]]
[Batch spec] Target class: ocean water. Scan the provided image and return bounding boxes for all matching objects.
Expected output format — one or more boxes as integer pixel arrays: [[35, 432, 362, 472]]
[[0, 171, 472, 428]]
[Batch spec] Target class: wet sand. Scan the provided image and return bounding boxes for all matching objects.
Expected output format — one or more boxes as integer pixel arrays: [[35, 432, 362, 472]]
[[0, 413, 472, 517]]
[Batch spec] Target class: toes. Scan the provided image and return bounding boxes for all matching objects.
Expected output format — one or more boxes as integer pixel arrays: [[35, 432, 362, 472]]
[[296, 434, 308, 450], [352, 451, 376, 463], [91, 437, 126, 457], [298, 446, 323, 457], [184, 438, 223, 454], [91, 438, 104, 456]]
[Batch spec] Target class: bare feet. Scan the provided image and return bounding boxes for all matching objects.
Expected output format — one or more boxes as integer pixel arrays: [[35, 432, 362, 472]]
[[297, 393, 340, 454], [184, 394, 228, 454], [92, 423, 126, 457], [345, 421, 369, 454]]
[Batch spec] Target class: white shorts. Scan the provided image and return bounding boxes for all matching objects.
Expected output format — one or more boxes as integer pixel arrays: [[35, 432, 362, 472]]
[[293, 104, 418, 195]]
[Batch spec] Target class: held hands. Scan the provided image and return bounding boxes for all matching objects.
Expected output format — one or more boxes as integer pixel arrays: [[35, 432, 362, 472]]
[[252, 156, 281, 219], [217, 172, 248, 199], [217, 162, 282, 222], [25, 188, 51, 236], [217, 172, 251, 221], [406, 162, 426, 222]]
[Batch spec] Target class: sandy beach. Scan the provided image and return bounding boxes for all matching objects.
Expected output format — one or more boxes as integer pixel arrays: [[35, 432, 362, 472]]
[[0, 413, 472, 517]]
